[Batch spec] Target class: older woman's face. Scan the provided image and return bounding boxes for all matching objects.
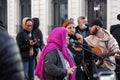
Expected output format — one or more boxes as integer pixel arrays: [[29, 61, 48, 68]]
[[66, 24, 75, 35]]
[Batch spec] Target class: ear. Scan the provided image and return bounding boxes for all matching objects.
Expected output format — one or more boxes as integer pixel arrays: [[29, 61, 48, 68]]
[[96, 25, 101, 29]]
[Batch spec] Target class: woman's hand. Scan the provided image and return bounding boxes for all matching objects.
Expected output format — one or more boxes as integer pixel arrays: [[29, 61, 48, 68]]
[[29, 40, 37, 46], [72, 46, 82, 52], [67, 66, 77, 74]]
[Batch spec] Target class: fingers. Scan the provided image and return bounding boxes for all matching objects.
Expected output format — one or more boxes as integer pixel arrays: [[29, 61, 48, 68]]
[[67, 66, 77, 75], [72, 47, 82, 52], [114, 53, 120, 57], [29, 40, 37, 46]]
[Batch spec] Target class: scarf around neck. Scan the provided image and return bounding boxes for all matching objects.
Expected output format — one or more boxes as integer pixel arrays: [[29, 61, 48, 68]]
[[35, 27, 75, 80]]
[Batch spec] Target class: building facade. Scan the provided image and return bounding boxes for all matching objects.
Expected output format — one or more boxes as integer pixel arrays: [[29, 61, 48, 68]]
[[0, 0, 120, 42]]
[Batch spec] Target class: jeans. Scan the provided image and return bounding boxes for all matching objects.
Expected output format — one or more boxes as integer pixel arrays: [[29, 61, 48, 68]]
[[23, 56, 35, 80]]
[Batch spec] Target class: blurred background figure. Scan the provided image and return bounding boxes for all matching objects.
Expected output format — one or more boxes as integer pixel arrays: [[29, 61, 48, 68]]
[[69, 18, 74, 22], [110, 14, 120, 47], [110, 14, 120, 80], [0, 21, 25, 80], [32, 17, 45, 67], [76, 16, 90, 38], [16, 17, 38, 80]]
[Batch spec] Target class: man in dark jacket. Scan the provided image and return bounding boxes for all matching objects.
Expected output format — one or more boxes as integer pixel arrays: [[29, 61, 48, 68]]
[[110, 14, 120, 47], [110, 14, 120, 79], [0, 22, 24, 80], [76, 16, 90, 38]]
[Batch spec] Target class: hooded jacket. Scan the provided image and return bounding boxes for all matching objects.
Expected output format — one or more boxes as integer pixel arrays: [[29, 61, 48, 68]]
[[32, 18, 44, 50], [85, 29, 120, 70]]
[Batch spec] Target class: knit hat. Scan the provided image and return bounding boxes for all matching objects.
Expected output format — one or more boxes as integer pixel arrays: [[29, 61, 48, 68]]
[[62, 20, 74, 28], [89, 18, 103, 27]]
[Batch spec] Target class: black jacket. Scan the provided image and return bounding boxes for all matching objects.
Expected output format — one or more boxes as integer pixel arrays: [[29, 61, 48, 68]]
[[32, 18, 45, 50], [110, 24, 120, 47], [16, 29, 39, 61], [76, 26, 90, 38], [68, 34, 92, 65], [68, 34, 93, 80], [0, 30, 24, 80], [44, 50, 67, 80]]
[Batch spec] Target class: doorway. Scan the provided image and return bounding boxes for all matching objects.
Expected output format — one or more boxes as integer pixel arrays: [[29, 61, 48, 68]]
[[52, 0, 68, 29], [87, 0, 107, 29]]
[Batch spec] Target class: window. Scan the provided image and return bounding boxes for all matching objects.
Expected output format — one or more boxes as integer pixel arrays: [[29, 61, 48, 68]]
[[87, 0, 107, 29], [0, 0, 7, 29], [19, 0, 31, 31], [52, 0, 68, 29], [20, 0, 31, 20]]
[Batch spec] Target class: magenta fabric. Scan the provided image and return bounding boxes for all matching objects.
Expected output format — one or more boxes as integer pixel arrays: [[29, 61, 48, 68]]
[[35, 27, 75, 80]]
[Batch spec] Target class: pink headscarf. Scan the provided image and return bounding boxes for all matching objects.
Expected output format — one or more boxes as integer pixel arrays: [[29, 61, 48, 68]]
[[35, 27, 75, 80]]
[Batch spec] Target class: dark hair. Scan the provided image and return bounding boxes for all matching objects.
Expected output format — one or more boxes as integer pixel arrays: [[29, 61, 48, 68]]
[[117, 14, 120, 21], [32, 18, 40, 30]]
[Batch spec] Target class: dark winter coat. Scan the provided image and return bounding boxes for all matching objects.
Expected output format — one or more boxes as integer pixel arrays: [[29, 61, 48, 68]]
[[110, 24, 120, 47], [32, 18, 44, 50], [68, 34, 92, 80], [16, 29, 39, 61], [44, 49, 67, 80], [0, 29, 24, 80], [76, 26, 90, 38]]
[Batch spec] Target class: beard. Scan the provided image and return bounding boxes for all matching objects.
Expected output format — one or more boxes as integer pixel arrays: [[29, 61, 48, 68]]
[[91, 27, 98, 35]]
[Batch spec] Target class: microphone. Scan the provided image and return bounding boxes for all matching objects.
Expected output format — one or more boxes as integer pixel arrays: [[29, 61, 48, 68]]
[[69, 39, 78, 43], [69, 39, 83, 46], [69, 39, 93, 47]]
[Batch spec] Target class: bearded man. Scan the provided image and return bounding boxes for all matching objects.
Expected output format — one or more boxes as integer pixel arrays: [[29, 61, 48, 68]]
[[85, 18, 120, 79]]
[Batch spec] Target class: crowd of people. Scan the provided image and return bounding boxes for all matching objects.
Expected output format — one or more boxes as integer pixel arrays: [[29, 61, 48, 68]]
[[1, 15, 120, 80], [35, 15, 120, 80]]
